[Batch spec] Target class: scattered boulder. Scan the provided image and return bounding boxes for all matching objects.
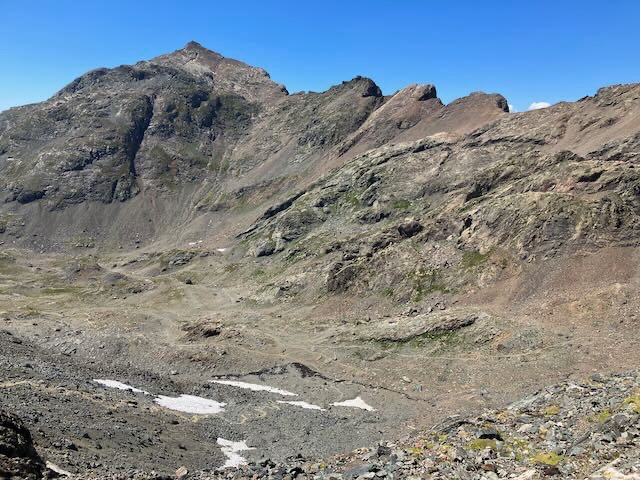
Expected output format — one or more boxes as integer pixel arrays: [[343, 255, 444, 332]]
[[0, 410, 46, 480], [165, 251, 196, 267], [397, 219, 423, 238], [253, 240, 276, 257], [361, 311, 483, 343], [182, 319, 222, 340], [175, 465, 188, 478]]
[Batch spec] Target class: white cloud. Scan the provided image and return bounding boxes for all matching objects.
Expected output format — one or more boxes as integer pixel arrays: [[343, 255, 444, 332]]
[[508, 104, 517, 112], [528, 101, 551, 111]]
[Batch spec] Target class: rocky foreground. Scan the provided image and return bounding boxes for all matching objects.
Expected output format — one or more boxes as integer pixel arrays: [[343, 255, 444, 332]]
[[3, 372, 638, 480]]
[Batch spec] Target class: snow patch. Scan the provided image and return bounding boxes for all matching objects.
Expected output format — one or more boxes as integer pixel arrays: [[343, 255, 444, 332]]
[[217, 438, 253, 468], [154, 394, 226, 414], [277, 400, 326, 411], [216, 248, 228, 252], [331, 396, 375, 411], [94, 379, 149, 395], [46, 462, 72, 476], [211, 379, 297, 396]]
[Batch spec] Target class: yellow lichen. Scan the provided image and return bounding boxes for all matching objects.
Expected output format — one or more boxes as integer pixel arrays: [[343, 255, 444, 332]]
[[624, 393, 640, 414], [407, 447, 424, 457], [543, 404, 561, 416], [467, 439, 497, 450], [596, 409, 612, 423], [531, 452, 563, 466]]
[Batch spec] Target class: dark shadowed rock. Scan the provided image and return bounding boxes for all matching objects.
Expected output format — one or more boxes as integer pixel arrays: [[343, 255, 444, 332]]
[[0, 410, 45, 480]]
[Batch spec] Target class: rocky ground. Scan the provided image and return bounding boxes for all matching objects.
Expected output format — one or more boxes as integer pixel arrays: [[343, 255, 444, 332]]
[[210, 372, 640, 480], [0, 243, 639, 479], [3, 371, 639, 479]]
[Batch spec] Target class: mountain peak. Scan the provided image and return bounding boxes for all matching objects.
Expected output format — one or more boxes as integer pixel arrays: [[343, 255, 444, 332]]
[[180, 40, 224, 59], [149, 42, 288, 102], [184, 40, 205, 50]]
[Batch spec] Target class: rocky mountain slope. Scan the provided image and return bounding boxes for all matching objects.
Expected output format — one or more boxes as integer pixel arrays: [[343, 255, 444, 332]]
[[0, 42, 507, 250], [0, 43, 639, 479], [239, 83, 640, 301]]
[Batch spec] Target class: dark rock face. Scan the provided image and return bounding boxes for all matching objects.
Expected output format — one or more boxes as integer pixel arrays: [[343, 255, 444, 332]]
[[326, 262, 358, 292], [0, 410, 45, 480], [0, 44, 383, 215]]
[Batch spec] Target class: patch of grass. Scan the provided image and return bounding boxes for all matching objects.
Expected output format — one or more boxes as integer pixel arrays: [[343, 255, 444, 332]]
[[391, 198, 411, 210], [464, 434, 532, 460], [406, 447, 424, 457], [0, 214, 18, 233], [409, 267, 449, 301], [461, 250, 492, 268], [370, 326, 461, 351], [531, 452, 563, 466], [0, 254, 19, 275], [374, 339, 400, 351], [406, 330, 459, 348], [382, 287, 394, 297], [41, 286, 80, 295], [504, 437, 531, 462], [223, 263, 240, 274], [344, 191, 361, 208]]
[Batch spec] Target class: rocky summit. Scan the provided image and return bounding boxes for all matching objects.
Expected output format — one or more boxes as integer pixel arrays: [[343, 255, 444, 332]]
[[0, 43, 639, 479]]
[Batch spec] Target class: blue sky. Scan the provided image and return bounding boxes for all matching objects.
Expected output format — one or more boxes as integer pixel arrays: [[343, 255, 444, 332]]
[[1, 0, 639, 113]]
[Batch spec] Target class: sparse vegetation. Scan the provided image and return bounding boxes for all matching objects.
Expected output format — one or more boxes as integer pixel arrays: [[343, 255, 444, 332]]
[[409, 267, 449, 301], [391, 198, 411, 210], [223, 263, 240, 273], [344, 191, 361, 208], [461, 249, 492, 268]]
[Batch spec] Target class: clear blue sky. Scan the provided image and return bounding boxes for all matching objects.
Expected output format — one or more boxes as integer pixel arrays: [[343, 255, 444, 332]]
[[1, 0, 639, 113]]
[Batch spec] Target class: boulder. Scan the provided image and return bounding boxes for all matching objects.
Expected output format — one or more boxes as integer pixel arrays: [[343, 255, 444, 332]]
[[0, 410, 45, 480]]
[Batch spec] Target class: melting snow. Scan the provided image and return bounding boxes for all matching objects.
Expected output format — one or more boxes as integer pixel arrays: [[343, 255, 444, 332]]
[[46, 462, 72, 477], [154, 394, 226, 414], [211, 379, 297, 396], [331, 396, 375, 411], [217, 438, 253, 468], [277, 400, 326, 411], [94, 379, 149, 395]]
